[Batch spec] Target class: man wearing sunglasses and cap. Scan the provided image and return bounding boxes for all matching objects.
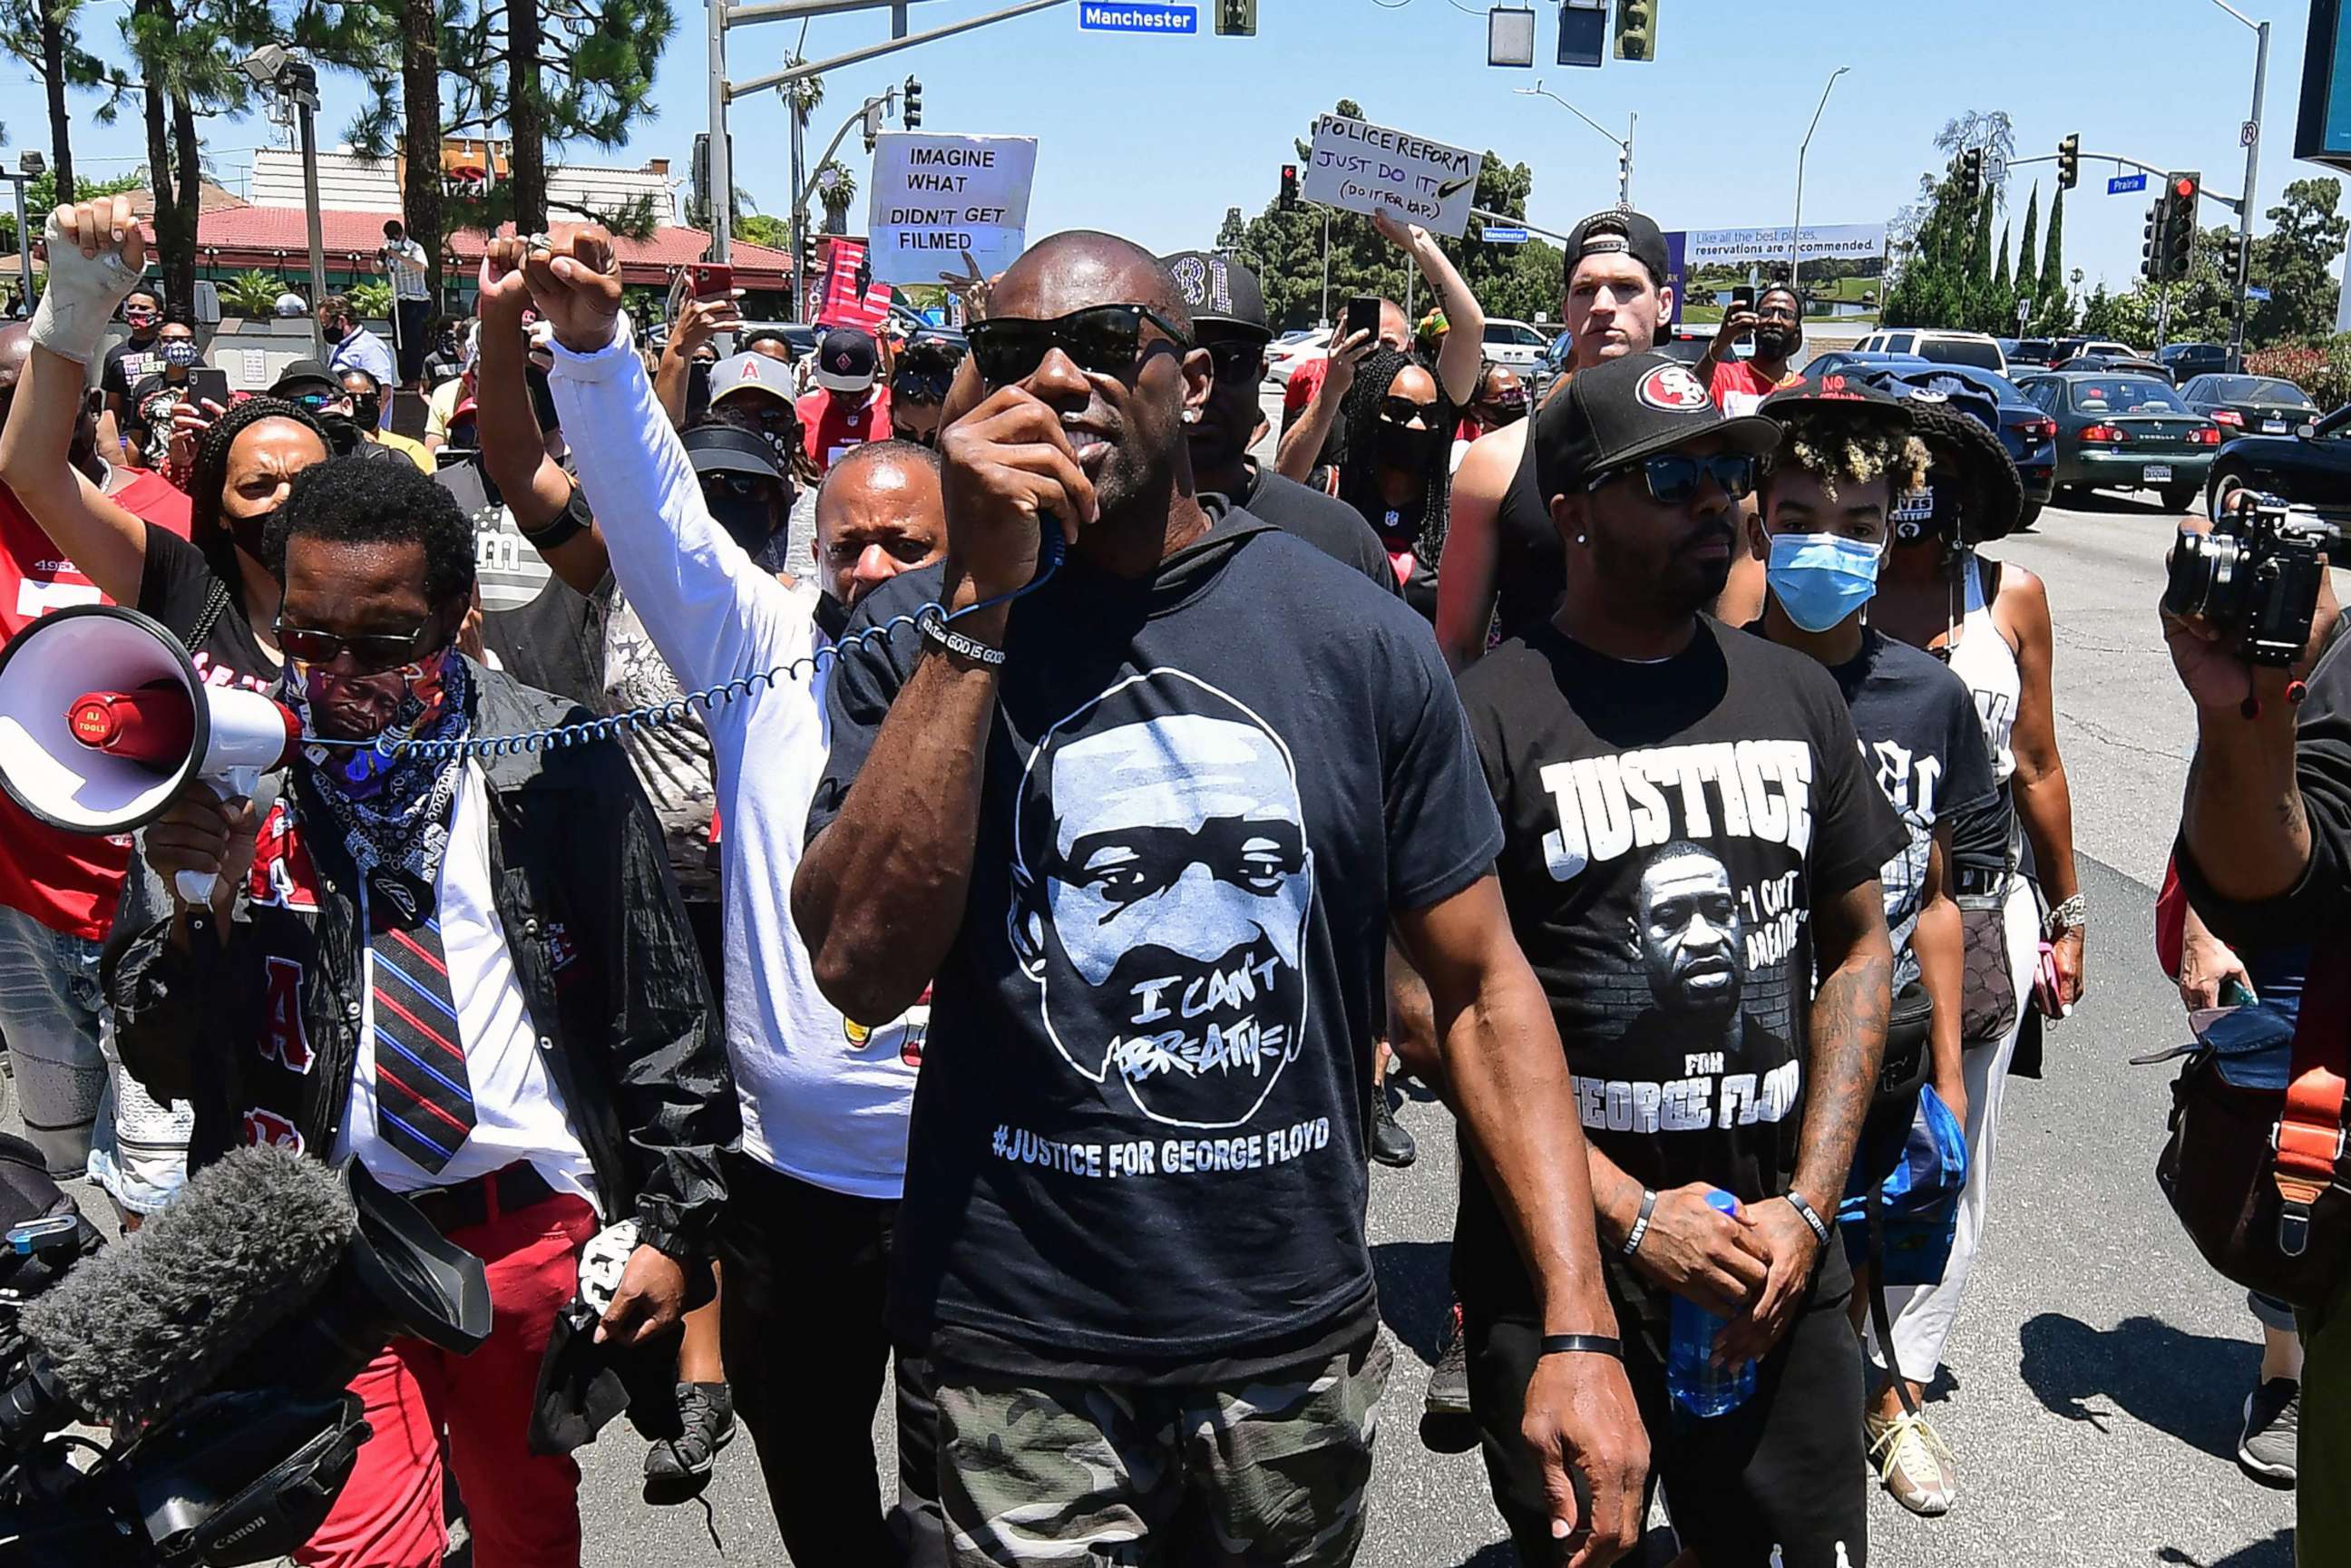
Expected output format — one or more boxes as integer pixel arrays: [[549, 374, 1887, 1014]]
[[1161, 248, 1394, 593], [785, 228, 1644, 1568], [888, 332, 967, 452], [1450, 350, 1901, 1568]]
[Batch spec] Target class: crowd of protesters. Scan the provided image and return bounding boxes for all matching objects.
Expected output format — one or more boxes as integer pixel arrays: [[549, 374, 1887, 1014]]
[[0, 181, 2319, 1568]]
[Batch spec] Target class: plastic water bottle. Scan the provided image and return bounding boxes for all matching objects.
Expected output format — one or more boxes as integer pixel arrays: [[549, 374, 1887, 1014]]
[[1666, 1187, 1758, 1417]]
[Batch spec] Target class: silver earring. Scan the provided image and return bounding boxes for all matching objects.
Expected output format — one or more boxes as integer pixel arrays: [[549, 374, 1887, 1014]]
[[1575, 533, 1588, 545], [1182, 408, 1200, 424]]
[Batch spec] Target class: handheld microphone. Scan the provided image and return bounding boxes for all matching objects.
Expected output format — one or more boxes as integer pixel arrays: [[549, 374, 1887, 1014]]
[[4, 1144, 355, 1441]]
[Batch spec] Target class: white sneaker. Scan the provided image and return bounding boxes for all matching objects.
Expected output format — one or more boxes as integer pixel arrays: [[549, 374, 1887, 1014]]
[[1866, 1407, 1957, 1515]]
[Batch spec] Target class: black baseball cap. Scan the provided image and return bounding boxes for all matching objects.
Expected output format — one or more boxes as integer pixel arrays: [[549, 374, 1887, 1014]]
[[1759, 369, 1911, 430], [682, 424, 788, 482], [814, 328, 879, 394], [1535, 351, 1779, 502], [1561, 208, 1671, 287], [1160, 250, 1271, 342], [270, 358, 340, 399]]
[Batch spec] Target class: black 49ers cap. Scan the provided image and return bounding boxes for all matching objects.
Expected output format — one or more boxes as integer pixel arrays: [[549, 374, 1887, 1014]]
[[1534, 350, 1780, 502]]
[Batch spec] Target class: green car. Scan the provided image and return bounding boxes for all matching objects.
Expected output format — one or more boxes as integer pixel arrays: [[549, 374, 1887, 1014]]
[[2014, 370, 2223, 512]]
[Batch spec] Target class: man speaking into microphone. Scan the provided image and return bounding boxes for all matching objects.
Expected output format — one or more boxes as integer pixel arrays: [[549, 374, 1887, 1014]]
[[93, 449, 736, 1566]]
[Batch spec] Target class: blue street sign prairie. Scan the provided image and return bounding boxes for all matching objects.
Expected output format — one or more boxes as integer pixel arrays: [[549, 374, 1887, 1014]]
[[2248, 285, 2273, 301], [1078, 1, 1197, 30], [2108, 171, 2148, 194]]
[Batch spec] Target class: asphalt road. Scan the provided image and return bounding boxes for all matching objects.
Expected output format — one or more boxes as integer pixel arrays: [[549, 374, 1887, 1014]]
[[15, 483, 2298, 1565]]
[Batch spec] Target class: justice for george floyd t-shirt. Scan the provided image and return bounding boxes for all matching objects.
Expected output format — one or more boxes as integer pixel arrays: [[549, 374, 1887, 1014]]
[[1449, 618, 1904, 1335], [1824, 627, 2000, 990], [808, 505, 1502, 1378]]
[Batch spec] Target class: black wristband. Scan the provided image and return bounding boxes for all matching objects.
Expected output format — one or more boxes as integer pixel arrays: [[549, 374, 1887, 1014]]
[[518, 491, 589, 551], [1538, 1334, 1624, 1359]]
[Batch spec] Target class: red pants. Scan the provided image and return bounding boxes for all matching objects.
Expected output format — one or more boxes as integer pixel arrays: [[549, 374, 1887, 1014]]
[[297, 1191, 598, 1568]]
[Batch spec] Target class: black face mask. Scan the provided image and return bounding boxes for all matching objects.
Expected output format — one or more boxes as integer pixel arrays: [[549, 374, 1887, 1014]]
[[227, 503, 278, 562], [317, 414, 365, 458], [1375, 422, 1443, 475], [1371, 491, 1427, 544], [813, 589, 853, 641], [349, 395, 382, 429], [706, 489, 783, 555]]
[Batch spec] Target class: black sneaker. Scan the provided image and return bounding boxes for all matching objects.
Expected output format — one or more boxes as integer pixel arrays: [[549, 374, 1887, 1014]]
[[1420, 1301, 1478, 1453], [2239, 1377, 2299, 1487], [1371, 1088, 1418, 1168], [644, 1381, 735, 1505]]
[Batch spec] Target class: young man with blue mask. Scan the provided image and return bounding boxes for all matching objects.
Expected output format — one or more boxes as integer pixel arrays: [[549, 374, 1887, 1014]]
[[1742, 375, 2000, 1517]]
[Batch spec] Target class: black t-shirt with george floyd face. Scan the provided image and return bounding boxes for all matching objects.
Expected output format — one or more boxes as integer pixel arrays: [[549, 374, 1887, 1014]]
[[807, 505, 1502, 1378], [1449, 618, 1904, 1336]]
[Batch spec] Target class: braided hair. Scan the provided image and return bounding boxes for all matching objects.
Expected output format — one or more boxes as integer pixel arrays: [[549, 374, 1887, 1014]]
[[187, 395, 330, 603], [1330, 345, 1455, 564]]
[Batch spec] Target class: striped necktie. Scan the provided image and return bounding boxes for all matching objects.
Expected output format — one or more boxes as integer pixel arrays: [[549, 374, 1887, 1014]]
[[368, 911, 476, 1174]]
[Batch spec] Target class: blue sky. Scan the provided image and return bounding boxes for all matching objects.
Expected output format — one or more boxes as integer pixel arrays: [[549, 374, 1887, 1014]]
[[0, 0, 2325, 297]]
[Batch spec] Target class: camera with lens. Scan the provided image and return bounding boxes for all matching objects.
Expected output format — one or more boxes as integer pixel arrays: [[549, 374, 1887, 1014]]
[[2164, 496, 2338, 667]]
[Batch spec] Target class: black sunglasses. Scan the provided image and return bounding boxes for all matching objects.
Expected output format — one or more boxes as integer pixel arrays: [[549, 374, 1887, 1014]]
[[1585, 452, 1758, 505], [1204, 339, 1264, 385], [274, 617, 438, 674], [965, 304, 1194, 389], [703, 471, 778, 500], [892, 368, 955, 404], [1380, 395, 1439, 428]]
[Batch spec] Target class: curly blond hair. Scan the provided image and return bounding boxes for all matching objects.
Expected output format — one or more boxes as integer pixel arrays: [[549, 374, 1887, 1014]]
[[1761, 409, 1930, 506]]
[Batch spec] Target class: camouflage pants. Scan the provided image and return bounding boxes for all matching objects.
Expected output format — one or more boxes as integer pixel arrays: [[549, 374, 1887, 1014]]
[[937, 1335, 1391, 1567]]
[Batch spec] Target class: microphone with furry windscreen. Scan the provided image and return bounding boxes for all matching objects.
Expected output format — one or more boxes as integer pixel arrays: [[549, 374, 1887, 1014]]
[[0, 1144, 355, 1446]]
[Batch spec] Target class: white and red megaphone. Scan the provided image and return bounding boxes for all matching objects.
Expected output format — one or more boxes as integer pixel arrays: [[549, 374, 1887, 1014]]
[[0, 605, 298, 903]]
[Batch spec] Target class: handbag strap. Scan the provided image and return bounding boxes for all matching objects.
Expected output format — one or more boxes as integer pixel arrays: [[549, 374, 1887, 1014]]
[[1865, 1182, 1922, 1419], [2274, 939, 2351, 1255]]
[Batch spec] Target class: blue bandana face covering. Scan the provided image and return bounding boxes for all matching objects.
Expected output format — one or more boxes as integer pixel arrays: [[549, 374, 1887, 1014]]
[[1766, 531, 1883, 633]]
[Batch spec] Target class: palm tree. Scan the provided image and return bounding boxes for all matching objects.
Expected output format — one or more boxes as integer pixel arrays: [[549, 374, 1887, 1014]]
[[817, 159, 854, 234]]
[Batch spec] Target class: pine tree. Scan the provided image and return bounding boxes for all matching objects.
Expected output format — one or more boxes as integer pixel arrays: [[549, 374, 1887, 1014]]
[[2014, 186, 2041, 317], [2038, 186, 2067, 327]]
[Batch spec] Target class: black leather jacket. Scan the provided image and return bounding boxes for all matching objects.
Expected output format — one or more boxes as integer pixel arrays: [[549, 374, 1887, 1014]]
[[105, 662, 737, 1259]]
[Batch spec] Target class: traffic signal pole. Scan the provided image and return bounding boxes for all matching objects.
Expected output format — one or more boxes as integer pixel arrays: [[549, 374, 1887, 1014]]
[[2229, 18, 2270, 372]]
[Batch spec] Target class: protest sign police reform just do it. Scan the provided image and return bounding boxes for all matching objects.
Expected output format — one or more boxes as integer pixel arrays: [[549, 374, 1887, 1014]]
[[1301, 114, 1484, 238]]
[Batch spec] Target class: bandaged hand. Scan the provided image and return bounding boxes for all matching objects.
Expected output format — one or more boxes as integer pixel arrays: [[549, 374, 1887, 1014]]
[[33, 197, 149, 365]]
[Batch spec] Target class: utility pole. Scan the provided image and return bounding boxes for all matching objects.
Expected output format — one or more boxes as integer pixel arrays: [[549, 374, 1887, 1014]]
[[707, 0, 731, 262], [2229, 17, 2269, 372], [1790, 65, 1849, 292]]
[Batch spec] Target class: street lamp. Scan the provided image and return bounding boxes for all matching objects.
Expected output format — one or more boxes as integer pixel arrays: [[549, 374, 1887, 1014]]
[[1515, 80, 1635, 207], [1790, 64, 1849, 294], [2200, 0, 2269, 367], [239, 43, 328, 361]]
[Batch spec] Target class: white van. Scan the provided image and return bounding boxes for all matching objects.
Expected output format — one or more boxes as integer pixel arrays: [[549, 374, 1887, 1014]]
[[1852, 328, 2008, 375]]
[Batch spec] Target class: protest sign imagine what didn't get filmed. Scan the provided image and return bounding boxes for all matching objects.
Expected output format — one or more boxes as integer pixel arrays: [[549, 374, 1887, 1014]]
[[1300, 114, 1483, 238], [865, 132, 1039, 287]]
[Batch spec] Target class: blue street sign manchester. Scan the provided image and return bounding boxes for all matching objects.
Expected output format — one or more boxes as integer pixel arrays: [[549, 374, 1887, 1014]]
[[1482, 227, 1531, 244], [2108, 171, 2148, 194], [1078, 1, 1196, 31], [2248, 285, 2273, 301]]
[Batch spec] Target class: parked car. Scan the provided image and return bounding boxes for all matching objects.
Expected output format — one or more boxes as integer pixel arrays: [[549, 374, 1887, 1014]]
[[1265, 326, 1332, 387], [2008, 337, 2057, 368], [2179, 373, 2318, 439], [2201, 401, 2351, 523], [2053, 353, 2172, 382], [2051, 336, 2142, 364], [2014, 370, 2222, 510], [1851, 328, 2006, 373], [2161, 342, 2231, 383], [1820, 355, 2057, 524], [1482, 317, 1551, 371]]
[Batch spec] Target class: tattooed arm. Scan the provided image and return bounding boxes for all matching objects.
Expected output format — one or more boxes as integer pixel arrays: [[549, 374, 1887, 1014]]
[[1716, 874, 1891, 1366]]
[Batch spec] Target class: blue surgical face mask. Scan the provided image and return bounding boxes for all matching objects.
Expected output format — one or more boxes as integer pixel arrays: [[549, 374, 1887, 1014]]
[[1766, 531, 1882, 634]]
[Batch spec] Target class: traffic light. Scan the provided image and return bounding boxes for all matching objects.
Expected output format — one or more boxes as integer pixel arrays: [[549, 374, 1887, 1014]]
[[1958, 148, 1984, 203], [2141, 200, 2167, 284], [902, 75, 922, 130], [2056, 133, 2079, 191], [1614, 0, 1655, 60], [1280, 163, 1298, 210], [2162, 172, 2200, 280], [1215, 0, 1256, 34]]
